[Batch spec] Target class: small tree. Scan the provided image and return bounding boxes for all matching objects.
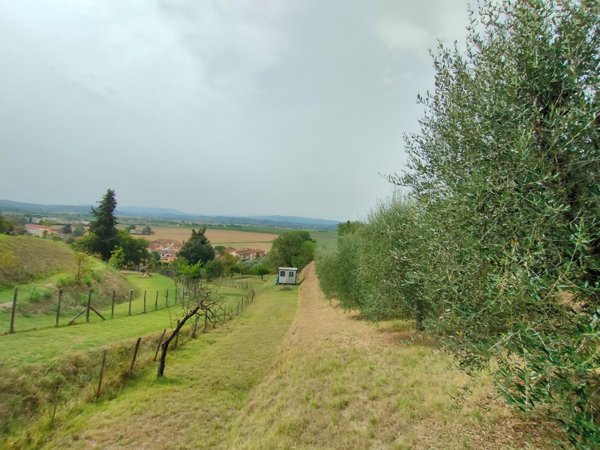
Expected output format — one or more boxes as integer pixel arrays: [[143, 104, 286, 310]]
[[108, 247, 126, 270], [269, 231, 315, 269], [157, 263, 222, 377], [85, 189, 118, 261], [203, 260, 223, 281], [72, 224, 85, 237], [254, 264, 269, 281], [178, 227, 215, 265], [116, 230, 149, 268]]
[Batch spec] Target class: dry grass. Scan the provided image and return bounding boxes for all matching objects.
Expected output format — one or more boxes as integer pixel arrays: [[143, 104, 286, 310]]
[[135, 227, 277, 251], [0, 236, 77, 287], [228, 263, 553, 449], [18, 265, 555, 449]]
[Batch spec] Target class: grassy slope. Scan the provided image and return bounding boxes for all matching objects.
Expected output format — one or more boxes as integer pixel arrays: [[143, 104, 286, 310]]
[[0, 276, 258, 443], [23, 265, 554, 449], [0, 271, 165, 335], [229, 264, 553, 449], [0, 274, 253, 367], [0, 236, 76, 287], [0, 235, 134, 333], [37, 277, 298, 449]]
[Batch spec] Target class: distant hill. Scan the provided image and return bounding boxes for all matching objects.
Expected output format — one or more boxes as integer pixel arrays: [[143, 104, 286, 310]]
[[0, 199, 339, 230]]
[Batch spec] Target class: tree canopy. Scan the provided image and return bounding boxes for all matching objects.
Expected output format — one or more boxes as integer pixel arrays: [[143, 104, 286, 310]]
[[319, 0, 599, 445], [86, 189, 118, 261], [177, 227, 215, 265], [269, 231, 315, 269]]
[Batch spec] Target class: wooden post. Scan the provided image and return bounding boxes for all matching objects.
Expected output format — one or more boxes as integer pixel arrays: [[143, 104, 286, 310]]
[[111, 290, 116, 319], [143, 290, 147, 313], [203, 313, 208, 333], [237, 301, 240, 316], [86, 290, 92, 323], [174, 288, 177, 305], [55, 288, 63, 327], [155, 290, 159, 310], [128, 290, 133, 316], [129, 337, 142, 374], [165, 289, 169, 307], [154, 329, 166, 361], [96, 349, 107, 400], [9, 288, 18, 334], [50, 390, 60, 426], [174, 320, 180, 349]]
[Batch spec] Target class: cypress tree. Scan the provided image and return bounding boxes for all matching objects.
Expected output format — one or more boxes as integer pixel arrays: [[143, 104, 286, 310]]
[[88, 189, 118, 261]]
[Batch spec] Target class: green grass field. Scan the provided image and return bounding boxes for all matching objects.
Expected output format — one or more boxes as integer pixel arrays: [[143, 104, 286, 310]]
[[0, 274, 259, 368], [2, 276, 296, 448]]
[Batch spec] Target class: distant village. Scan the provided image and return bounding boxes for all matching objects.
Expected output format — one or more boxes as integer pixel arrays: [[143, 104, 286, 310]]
[[148, 239, 266, 263], [19, 216, 267, 264]]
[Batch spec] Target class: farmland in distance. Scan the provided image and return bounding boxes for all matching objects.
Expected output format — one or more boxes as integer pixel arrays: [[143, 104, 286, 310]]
[[132, 227, 278, 251]]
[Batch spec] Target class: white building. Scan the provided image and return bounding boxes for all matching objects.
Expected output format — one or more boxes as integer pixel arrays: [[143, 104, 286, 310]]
[[278, 267, 298, 285]]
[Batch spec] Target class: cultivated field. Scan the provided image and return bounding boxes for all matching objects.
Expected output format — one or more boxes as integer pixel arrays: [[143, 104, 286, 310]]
[[135, 227, 278, 251]]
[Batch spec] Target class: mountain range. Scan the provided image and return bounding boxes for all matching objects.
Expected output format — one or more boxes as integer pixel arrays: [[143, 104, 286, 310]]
[[0, 199, 339, 230]]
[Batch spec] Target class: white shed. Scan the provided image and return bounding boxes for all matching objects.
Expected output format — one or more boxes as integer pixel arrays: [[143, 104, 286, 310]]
[[277, 267, 298, 285]]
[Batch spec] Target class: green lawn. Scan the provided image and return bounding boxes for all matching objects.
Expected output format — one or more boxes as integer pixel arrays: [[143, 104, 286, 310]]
[[16, 279, 299, 449], [0, 274, 259, 367], [0, 272, 175, 334]]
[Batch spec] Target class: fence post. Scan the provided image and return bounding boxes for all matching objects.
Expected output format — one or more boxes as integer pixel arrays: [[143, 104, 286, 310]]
[[96, 349, 107, 400], [155, 290, 159, 310], [55, 288, 63, 327], [86, 290, 92, 323], [9, 288, 18, 334], [143, 290, 147, 313], [165, 289, 169, 308], [237, 301, 240, 316], [111, 290, 116, 319], [128, 290, 133, 316], [174, 288, 177, 305], [174, 320, 180, 349], [50, 389, 60, 426], [129, 337, 142, 375], [154, 329, 167, 362]]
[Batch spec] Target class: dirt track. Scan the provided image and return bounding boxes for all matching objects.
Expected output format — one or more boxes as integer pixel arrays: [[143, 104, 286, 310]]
[[232, 262, 549, 449]]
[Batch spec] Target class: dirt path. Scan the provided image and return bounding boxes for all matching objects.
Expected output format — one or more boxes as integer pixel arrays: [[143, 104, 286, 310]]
[[229, 262, 547, 449]]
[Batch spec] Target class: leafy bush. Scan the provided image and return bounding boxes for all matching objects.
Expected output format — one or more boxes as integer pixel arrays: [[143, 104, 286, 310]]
[[28, 286, 52, 303]]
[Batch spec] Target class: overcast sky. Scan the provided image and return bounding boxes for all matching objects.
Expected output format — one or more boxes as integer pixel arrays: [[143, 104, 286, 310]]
[[0, 0, 471, 221]]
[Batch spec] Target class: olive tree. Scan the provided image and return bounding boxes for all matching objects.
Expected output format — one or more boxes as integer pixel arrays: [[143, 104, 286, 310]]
[[393, 0, 599, 445]]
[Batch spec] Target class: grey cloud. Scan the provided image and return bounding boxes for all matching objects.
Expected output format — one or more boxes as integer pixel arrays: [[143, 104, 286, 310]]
[[0, 0, 471, 220]]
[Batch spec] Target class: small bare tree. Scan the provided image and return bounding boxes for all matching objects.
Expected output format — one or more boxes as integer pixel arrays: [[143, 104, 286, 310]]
[[157, 263, 223, 378]]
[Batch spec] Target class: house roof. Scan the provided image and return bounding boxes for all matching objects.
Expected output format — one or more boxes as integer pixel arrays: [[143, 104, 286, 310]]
[[279, 267, 298, 271]]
